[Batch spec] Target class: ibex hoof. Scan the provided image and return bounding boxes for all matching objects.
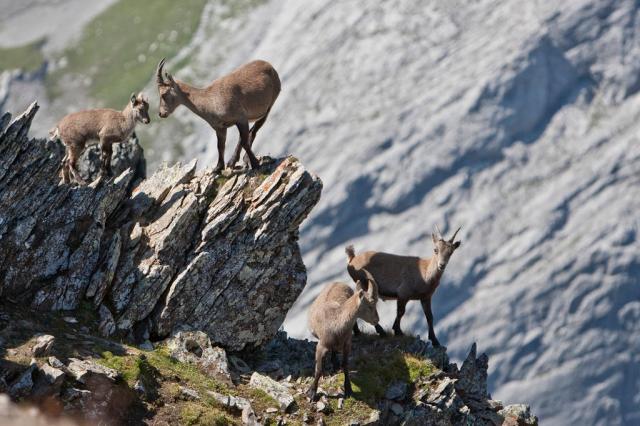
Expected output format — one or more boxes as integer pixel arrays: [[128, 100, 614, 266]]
[[393, 329, 403, 337]]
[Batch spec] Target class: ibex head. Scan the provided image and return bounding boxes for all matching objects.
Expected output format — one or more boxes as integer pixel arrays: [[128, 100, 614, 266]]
[[355, 268, 380, 325], [431, 225, 462, 271], [130, 92, 150, 124], [156, 58, 181, 118]]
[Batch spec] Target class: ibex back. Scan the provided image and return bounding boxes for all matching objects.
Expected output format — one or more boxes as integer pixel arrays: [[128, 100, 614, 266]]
[[156, 58, 281, 172], [346, 226, 462, 346]]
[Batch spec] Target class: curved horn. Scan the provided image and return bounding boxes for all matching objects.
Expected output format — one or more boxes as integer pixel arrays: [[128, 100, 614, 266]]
[[362, 268, 378, 298], [449, 226, 462, 242], [156, 58, 166, 84], [435, 224, 443, 239]]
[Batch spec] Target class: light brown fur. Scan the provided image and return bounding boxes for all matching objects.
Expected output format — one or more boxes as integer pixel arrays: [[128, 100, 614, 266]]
[[156, 58, 281, 172], [307, 272, 379, 400], [346, 226, 462, 346], [52, 93, 150, 185]]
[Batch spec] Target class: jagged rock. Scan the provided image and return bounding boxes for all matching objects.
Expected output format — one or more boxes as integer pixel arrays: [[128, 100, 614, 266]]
[[207, 391, 252, 412], [31, 334, 55, 357], [385, 381, 408, 401], [249, 372, 296, 412], [8, 363, 36, 398], [455, 343, 488, 400], [0, 104, 322, 351], [48, 356, 65, 369], [242, 404, 261, 426], [499, 404, 538, 426], [179, 386, 200, 400], [97, 305, 116, 337], [166, 331, 232, 382], [32, 363, 65, 397], [66, 358, 119, 384]]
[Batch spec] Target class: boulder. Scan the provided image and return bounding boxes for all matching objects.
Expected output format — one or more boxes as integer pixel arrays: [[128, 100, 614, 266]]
[[249, 372, 296, 412], [166, 330, 232, 382], [0, 104, 322, 351], [31, 334, 55, 357]]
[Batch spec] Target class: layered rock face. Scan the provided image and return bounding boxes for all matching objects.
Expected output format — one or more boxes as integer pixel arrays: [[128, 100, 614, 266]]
[[0, 104, 322, 351]]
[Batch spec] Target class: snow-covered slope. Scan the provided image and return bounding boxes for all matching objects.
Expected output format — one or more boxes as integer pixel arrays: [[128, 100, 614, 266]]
[[158, 1, 640, 424]]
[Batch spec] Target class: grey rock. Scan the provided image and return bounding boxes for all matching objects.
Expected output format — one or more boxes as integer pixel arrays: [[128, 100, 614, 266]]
[[179, 386, 200, 400], [249, 372, 296, 412], [242, 404, 261, 426], [166, 331, 232, 382], [76, 134, 145, 184], [67, 358, 119, 384], [229, 355, 252, 374], [0, 105, 321, 352], [97, 304, 116, 337], [207, 390, 252, 412], [390, 402, 404, 416], [499, 404, 538, 425], [266, 407, 279, 414], [48, 356, 65, 369], [455, 343, 488, 400], [8, 363, 35, 398], [139, 340, 154, 351], [134, 380, 146, 394], [385, 381, 408, 401], [362, 410, 381, 426], [31, 334, 55, 357], [337, 397, 344, 409], [32, 363, 65, 397]]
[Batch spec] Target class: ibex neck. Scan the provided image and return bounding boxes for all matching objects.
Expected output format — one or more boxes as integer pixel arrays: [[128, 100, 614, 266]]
[[421, 257, 443, 283], [121, 103, 137, 130], [177, 80, 210, 118], [338, 295, 360, 334]]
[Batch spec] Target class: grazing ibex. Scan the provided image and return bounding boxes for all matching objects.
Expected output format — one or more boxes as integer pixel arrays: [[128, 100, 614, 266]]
[[155, 58, 281, 172], [346, 226, 462, 347], [51, 93, 150, 184], [307, 271, 379, 401]]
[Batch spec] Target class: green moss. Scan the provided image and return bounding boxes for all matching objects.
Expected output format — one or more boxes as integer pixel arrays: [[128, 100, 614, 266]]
[[180, 401, 231, 426], [349, 349, 434, 404], [0, 39, 45, 72], [47, 0, 208, 107]]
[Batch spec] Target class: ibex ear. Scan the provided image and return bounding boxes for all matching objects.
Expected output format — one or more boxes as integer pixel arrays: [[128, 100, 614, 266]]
[[357, 289, 365, 300], [130, 93, 137, 105], [453, 241, 461, 249], [355, 280, 364, 292]]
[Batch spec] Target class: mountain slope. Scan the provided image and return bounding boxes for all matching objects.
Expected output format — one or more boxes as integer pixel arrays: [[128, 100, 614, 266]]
[[153, 1, 640, 424]]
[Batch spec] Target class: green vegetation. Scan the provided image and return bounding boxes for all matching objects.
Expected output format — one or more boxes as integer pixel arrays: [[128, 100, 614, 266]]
[[48, 0, 208, 107], [180, 402, 231, 425], [0, 39, 45, 72], [350, 349, 434, 403]]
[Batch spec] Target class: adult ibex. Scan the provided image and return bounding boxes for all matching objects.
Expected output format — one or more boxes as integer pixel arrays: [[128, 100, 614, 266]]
[[346, 226, 462, 347], [155, 58, 281, 172]]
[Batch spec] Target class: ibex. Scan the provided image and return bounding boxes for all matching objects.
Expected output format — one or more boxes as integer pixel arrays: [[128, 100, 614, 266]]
[[51, 93, 150, 184], [346, 226, 462, 347], [155, 58, 281, 172], [307, 271, 379, 401]]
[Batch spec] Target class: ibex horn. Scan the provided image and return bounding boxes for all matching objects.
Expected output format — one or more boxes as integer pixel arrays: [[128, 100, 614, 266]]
[[449, 226, 462, 242], [362, 268, 378, 298], [156, 58, 166, 84], [435, 224, 443, 239]]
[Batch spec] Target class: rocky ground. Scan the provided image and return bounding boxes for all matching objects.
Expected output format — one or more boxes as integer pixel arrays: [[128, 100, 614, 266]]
[[0, 303, 536, 425]]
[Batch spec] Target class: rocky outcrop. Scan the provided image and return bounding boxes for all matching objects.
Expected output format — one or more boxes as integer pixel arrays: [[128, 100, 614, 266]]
[[0, 103, 322, 351]]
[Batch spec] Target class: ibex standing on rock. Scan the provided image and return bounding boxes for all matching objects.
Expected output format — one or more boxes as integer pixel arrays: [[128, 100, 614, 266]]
[[155, 58, 281, 172], [51, 93, 150, 185], [307, 271, 380, 400], [346, 226, 462, 347]]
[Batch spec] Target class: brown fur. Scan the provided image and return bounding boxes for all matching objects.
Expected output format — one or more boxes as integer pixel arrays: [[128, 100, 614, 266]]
[[52, 93, 150, 185], [156, 58, 281, 172], [346, 227, 462, 346], [307, 272, 379, 400]]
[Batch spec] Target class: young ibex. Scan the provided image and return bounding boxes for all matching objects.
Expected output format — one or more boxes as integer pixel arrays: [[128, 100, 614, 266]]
[[51, 93, 150, 184], [346, 226, 462, 347], [307, 271, 380, 401], [155, 58, 281, 172]]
